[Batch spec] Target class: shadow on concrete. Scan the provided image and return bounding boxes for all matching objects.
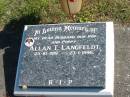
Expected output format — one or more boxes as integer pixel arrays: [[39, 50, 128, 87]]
[[0, 14, 40, 97]]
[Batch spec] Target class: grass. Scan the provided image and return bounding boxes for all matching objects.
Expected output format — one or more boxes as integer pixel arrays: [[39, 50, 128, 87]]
[[77, 0, 130, 23], [0, 0, 130, 30]]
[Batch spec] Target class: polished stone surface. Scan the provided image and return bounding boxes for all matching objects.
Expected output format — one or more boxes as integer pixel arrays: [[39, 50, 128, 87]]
[[0, 24, 130, 97], [18, 23, 106, 88]]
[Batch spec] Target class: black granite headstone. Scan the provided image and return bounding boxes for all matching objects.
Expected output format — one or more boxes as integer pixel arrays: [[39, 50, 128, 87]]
[[18, 23, 106, 88]]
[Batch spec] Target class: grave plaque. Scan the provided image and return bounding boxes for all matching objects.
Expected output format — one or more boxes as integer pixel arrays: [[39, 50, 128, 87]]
[[14, 22, 114, 97]]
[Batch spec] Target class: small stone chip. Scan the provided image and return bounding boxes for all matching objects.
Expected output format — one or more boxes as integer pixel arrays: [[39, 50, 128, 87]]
[[22, 85, 27, 90]]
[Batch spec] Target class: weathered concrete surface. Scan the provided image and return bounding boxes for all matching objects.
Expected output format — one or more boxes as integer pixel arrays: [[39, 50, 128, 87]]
[[0, 49, 5, 97], [0, 33, 22, 97], [0, 24, 130, 97], [114, 25, 130, 97]]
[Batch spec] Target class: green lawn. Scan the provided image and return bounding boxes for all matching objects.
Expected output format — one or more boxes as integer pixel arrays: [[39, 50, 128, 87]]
[[0, 0, 130, 29]]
